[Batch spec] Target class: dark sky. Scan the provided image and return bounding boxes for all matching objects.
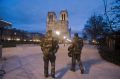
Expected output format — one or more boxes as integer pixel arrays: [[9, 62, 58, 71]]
[[0, 0, 113, 33]]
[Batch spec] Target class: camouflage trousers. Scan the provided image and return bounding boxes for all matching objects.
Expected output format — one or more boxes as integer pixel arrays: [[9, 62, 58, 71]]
[[71, 53, 84, 72], [43, 55, 56, 76]]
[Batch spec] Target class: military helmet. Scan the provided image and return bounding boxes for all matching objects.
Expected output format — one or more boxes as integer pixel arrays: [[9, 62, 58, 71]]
[[46, 30, 52, 36], [47, 30, 52, 34], [74, 33, 78, 37]]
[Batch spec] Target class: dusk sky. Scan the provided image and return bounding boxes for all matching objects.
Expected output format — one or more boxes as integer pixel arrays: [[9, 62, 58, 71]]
[[0, 0, 113, 34]]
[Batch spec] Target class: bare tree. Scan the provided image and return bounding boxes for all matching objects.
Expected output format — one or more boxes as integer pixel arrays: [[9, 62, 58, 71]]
[[102, 0, 114, 32], [102, 0, 120, 32], [83, 14, 107, 40]]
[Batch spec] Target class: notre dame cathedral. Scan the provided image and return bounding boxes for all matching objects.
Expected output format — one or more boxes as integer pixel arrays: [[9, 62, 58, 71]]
[[46, 10, 71, 41]]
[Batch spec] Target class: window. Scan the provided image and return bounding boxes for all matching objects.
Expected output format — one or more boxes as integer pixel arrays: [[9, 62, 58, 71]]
[[62, 14, 66, 21], [49, 15, 53, 22]]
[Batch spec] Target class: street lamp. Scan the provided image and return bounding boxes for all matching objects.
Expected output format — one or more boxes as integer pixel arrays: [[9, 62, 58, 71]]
[[55, 31, 60, 36], [16, 38, 20, 41], [7, 38, 11, 41], [24, 39, 26, 41], [67, 39, 72, 42], [63, 36, 66, 39]]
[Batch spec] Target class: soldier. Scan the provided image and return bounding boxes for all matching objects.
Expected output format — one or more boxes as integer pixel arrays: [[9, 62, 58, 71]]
[[40, 30, 59, 78], [68, 33, 84, 74]]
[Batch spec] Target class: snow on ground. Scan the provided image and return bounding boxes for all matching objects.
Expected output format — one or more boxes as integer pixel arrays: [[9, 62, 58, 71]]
[[1, 44, 120, 79]]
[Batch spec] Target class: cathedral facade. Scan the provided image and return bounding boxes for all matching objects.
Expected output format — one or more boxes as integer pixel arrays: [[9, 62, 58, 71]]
[[46, 10, 71, 41]]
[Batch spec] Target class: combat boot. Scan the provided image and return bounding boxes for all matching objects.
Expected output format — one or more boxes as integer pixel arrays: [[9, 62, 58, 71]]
[[79, 62, 84, 74], [70, 68, 75, 72], [51, 74, 55, 78], [44, 74, 48, 78], [80, 66, 84, 74], [81, 68, 84, 74]]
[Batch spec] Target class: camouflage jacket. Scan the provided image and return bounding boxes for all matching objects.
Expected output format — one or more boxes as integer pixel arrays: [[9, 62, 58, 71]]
[[40, 36, 59, 56], [68, 37, 83, 54]]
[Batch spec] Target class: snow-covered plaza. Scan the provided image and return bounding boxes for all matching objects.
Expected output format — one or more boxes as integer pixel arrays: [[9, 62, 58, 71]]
[[1, 44, 120, 79]]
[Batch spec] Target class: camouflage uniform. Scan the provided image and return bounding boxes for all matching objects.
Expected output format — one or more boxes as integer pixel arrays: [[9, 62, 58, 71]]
[[68, 33, 84, 74], [40, 30, 59, 78]]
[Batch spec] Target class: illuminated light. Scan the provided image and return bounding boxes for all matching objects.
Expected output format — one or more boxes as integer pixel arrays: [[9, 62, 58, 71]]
[[14, 33, 16, 35], [24, 39, 26, 41], [33, 40, 36, 42], [36, 40, 40, 42], [63, 36, 66, 39], [33, 39, 40, 42], [30, 40, 32, 42], [16, 38, 20, 41], [55, 31, 60, 35], [67, 39, 72, 42], [92, 39, 96, 43], [92, 39, 97, 44], [7, 38, 11, 41]]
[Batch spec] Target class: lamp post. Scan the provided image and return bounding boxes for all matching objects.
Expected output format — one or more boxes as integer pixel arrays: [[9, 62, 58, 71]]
[[63, 36, 66, 39], [55, 31, 60, 36]]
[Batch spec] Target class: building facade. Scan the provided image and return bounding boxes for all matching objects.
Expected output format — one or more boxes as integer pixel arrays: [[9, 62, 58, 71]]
[[46, 10, 71, 41]]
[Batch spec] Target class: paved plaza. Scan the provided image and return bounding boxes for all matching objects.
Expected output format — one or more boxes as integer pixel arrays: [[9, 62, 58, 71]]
[[1, 44, 120, 79]]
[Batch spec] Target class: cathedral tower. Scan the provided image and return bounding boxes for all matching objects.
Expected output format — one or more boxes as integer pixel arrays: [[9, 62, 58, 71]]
[[46, 12, 57, 32], [46, 10, 71, 42], [59, 10, 69, 38], [60, 10, 68, 21]]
